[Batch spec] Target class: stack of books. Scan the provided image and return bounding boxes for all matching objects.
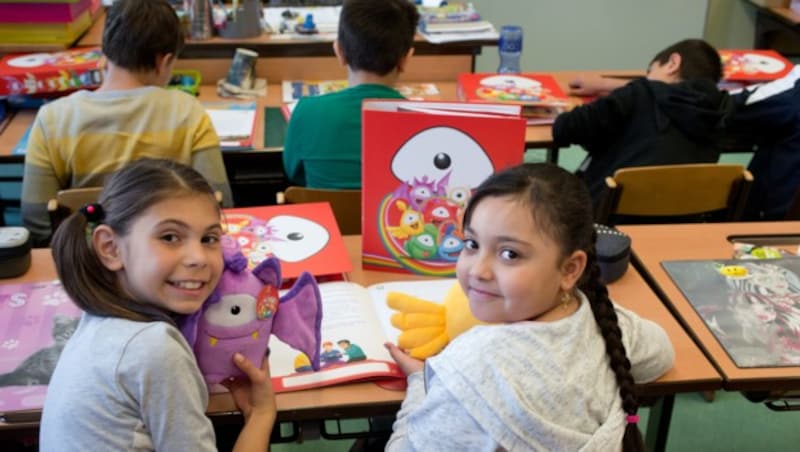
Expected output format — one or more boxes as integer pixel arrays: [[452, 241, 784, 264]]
[[416, 2, 498, 44], [0, 0, 101, 49]]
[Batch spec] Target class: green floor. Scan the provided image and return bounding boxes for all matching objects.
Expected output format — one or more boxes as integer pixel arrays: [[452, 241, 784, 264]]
[[271, 391, 800, 451]]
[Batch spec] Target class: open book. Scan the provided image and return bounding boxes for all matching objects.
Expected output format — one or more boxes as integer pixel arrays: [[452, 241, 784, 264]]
[[267, 278, 456, 392], [203, 101, 258, 150]]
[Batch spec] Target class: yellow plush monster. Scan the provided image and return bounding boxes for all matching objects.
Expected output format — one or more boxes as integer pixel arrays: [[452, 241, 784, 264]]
[[387, 282, 484, 359]]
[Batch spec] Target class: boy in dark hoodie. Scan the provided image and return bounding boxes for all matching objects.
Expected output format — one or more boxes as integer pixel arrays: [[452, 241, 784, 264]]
[[553, 39, 733, 207]]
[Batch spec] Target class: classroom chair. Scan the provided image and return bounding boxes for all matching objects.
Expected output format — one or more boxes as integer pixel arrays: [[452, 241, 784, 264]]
[[279, 186, 362, 235], [595, 163, 753, 226], [47, 186, 104, 234]]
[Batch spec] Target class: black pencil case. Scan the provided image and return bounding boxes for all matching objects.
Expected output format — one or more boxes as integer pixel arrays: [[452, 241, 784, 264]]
[[594, 224, 631, 284]]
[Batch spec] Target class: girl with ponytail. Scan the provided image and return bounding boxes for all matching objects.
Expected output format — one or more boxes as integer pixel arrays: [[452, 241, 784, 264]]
[[387, 163, 674, 451], [40, 159, 275, 452]]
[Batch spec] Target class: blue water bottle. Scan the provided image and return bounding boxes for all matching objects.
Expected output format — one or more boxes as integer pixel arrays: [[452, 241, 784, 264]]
[[497, 25, 523, 74]]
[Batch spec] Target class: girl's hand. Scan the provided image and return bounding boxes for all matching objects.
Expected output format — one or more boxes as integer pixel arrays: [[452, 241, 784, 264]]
[[223, 353, 277, 422], [385, 342, 424, 375]]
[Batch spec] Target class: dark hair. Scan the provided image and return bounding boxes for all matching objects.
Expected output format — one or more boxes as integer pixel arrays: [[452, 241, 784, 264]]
[[102, 0, 184, 72], [462, 163, 644, 452], [51, 159, 219, 324], [337, 0, 419, 76], [650, 38, 722, 82]]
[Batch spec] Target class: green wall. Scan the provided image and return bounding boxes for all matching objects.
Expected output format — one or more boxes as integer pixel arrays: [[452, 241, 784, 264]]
[[469, 0, 759, 72]]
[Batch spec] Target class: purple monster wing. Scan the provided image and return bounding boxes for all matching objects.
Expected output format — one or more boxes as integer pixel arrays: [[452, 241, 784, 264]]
[[251, 256, 282, 288], [273, 272, 323, 371]]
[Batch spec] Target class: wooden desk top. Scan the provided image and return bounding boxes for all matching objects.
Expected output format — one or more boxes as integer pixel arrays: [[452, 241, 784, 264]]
[[618, 222, 800, 392], [0, 71, 642, 160], [0, 233, 718, 430]]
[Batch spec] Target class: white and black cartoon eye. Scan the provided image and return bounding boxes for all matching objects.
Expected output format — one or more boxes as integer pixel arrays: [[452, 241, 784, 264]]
[[267, 215, 330, 262], [742, 53, 786, 74], [391, 126, 493, 188], [205, 294, 256, 327], [6, 53, 50, 68]]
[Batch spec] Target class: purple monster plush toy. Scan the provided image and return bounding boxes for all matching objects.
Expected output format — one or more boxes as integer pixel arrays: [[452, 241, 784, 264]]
[[180, 236, 323, 385]]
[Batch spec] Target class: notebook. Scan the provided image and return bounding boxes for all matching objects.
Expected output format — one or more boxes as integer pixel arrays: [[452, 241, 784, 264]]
[[662, 257, 800, 368]]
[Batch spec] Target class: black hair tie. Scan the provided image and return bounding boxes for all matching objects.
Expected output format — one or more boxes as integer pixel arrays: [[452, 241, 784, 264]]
[[80, 203, 105, 224]]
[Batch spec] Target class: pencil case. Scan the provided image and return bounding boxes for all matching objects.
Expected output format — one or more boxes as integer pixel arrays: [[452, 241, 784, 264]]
[[0, 227, 32, 279], [594, 224, 630, 284], [167, 69, 202, 96]]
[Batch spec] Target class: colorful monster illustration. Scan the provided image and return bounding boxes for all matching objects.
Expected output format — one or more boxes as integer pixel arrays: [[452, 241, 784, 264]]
[[422, 197, 461, 227], [404, 224, 439, 259], [476, 74, 550, 102], [717, 264, 750, 279], [387, 200, 424, 239], [437, 224, 464, 262], [180, 240, 323, 385], [447, 186, 471, 208], [224, 213, 331, 267]]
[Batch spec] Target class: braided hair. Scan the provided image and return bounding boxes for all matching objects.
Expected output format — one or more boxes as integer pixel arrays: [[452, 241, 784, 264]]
[[463, 163, 644, 452]]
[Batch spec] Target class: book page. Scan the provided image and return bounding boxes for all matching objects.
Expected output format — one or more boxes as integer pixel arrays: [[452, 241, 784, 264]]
[[206, 108, 256, 142], [267, 281, 402, 392]]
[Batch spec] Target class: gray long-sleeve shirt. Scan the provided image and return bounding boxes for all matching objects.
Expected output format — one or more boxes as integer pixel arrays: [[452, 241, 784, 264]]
[[40, 314, 216, 451], [387, 292, 674, 451]]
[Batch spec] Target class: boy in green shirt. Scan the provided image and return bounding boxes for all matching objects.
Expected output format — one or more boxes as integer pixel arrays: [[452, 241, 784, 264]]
[[282, 0, 419, 188]]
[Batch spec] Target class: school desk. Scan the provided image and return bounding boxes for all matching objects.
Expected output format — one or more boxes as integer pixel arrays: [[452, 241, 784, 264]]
[[0, 71, 644, 162], [618, 222, 800, 395], [0, 237, 720, 452]]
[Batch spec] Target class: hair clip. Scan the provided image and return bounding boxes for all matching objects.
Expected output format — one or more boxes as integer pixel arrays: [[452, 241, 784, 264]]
[[80, 203, 105, 224]]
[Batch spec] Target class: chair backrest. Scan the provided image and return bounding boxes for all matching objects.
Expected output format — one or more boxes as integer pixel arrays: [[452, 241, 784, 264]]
[[595, 163, 753, 225], [786, 185, 800, 221], [283, 186, 362, 235], [47, 186, 104, 234]]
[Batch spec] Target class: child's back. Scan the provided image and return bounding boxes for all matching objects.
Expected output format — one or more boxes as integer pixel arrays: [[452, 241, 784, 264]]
[[21, 0, 232, 246], [553, 39, 733, 206], [282, 0, 419, 189], [396, 301, 670, 450], [41, 316, 215, 450]]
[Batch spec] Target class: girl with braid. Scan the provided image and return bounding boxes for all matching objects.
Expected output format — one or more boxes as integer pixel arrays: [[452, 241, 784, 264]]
[[385, 163, 674, 451]]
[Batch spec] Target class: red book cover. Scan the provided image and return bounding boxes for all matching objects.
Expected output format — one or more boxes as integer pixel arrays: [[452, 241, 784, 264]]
[[0, 47, 103, 96], [720, 49, 794, 83], [457, 73, 569, 124], [222, 203, 352, 281], [361, 99, 526, 276]]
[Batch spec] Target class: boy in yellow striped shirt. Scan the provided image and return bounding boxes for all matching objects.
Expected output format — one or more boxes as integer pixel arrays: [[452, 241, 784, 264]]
[[21, 0, 233, 246]]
